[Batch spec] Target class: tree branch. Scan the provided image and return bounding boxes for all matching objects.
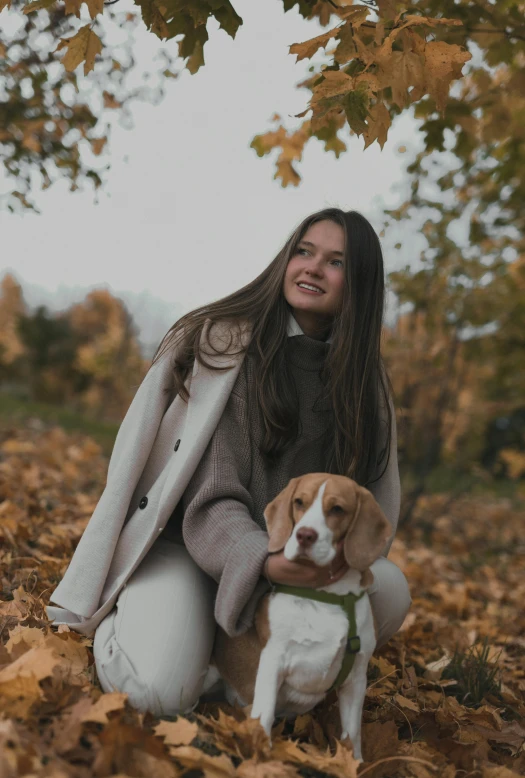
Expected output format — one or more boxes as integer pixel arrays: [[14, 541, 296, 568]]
[[358, 20, 525, 43]]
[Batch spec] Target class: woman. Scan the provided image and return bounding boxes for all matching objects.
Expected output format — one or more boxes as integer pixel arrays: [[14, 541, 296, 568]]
[[54, 207, 411, 717]]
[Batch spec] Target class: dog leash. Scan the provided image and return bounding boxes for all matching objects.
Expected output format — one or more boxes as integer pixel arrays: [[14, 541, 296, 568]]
[[270, 584, 366, 691]]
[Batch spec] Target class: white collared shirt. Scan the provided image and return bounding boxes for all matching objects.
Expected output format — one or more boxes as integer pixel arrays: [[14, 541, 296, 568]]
[[286, 311, 333, 344]]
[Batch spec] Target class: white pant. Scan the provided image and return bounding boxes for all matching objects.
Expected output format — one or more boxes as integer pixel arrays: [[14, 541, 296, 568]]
[[93, 537, 411, 718]]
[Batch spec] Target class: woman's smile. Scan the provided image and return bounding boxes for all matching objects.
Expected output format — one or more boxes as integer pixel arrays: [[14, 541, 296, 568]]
[[297, 283, 324, 295]]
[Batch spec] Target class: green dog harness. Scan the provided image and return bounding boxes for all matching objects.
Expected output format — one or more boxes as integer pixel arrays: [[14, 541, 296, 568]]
[[271, 584, 366, 692]]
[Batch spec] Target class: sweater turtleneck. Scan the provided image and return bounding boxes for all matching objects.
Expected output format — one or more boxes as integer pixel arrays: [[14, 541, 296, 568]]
[[285, 333, 331, 371]]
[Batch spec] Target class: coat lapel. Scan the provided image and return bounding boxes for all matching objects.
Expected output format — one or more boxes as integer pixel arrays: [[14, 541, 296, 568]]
[[97, 322, 253, 607], [48, 337, 181, 624], [47, 319, 253, 633]]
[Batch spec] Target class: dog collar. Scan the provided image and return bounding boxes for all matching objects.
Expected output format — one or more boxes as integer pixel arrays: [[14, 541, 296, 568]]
[[270, 584, 366, 691]]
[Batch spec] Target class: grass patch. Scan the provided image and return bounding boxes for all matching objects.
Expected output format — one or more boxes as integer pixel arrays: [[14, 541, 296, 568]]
[[401, 463, 523, 503], [441, 638, 502, 708], [0, 391, 120, 457]]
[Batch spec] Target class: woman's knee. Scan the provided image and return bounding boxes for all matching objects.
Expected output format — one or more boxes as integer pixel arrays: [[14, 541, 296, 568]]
[[92, 539, 217, 716], [147, 656, 213, 716], [368, 556, 412, 646], [94, 632, 210, 716]]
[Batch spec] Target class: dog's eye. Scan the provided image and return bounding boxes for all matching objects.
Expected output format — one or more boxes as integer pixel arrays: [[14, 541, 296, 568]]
[[330, 505, 344, 514], [293, 498, 304, 507]]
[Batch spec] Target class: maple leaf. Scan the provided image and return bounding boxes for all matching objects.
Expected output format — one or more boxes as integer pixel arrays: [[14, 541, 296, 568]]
[[154, 716, 200, 746], [55, 24, 103, 76]]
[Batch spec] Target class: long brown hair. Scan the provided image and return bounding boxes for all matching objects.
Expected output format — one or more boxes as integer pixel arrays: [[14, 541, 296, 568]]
[[149, 207, 394, 487]]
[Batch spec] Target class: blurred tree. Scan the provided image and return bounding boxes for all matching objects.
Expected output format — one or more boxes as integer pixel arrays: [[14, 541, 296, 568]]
[[481, 407, 525, 479], [67, 288, 147, 420], [0, 274, 28, 384], [382, 192, 525, 518], [0, 0, 179, 214], [16, 303, 88, 403], [374, 0, 525, 514], [0, 278, 147, 419]]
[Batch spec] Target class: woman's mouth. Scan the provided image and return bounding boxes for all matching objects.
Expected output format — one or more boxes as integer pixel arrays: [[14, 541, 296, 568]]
[[297, 283, 324, 295]]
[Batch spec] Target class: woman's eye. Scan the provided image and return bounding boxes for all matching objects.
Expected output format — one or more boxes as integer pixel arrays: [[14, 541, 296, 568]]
[[296, 248, 343, 267]]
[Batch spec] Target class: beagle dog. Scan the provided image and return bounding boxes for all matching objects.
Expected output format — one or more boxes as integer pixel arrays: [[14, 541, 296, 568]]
[[212, 473, 392, 762]]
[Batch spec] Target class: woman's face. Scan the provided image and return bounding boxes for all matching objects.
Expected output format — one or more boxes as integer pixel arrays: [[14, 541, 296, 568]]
[[283, 219, 346, 340]]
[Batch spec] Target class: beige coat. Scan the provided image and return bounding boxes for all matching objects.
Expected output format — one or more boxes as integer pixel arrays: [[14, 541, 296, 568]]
[[46, 314, 399, 637]]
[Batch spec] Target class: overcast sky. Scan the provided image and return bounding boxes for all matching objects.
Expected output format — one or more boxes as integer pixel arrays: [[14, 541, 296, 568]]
[[1, 0, 430, 332]]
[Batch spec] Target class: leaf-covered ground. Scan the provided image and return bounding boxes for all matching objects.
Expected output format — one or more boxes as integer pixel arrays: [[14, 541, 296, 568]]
[[0, 419, 524, 778]]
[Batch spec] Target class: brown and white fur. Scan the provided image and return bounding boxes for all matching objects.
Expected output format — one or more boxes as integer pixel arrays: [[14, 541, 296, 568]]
[[210, 473, 392, 762]]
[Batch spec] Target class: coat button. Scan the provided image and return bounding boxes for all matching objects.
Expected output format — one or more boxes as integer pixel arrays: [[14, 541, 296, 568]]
[[139, 496, 148, 509], [174, 439, 180, 451]]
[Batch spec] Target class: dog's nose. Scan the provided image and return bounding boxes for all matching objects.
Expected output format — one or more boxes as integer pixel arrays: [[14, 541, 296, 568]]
[[296, 527, 318, 547]]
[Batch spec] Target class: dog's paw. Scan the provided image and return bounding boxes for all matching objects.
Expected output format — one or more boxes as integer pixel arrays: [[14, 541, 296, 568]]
[[201, 663, 221, 694], [251, 711, 274, 739], [340, 733, 362, 763]]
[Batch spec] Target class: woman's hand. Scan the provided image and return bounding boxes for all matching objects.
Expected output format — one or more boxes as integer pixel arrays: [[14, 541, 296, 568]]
[[265, 539, 349, 588]]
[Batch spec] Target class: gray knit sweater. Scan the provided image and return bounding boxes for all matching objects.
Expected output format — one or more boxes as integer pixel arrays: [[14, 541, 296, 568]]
[[162, 333, 400, 637]]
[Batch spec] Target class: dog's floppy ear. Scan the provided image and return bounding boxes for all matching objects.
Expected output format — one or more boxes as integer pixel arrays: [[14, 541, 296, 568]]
[[359, 568, 375, 589], [264, 476, 301, 553], [343, 485, 392, 571]]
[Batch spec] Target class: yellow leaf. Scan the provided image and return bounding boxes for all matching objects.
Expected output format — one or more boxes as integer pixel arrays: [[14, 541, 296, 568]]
[[195, 708, 270, 760], [271, 739, 359, 778], [85, 0, 103, 19], [80, 692, 128, 723], [362, 100, 391, 150], [64, 0, 83, 17], [0, 673, 43, 718], [370, 655, 398, 678], [276, 159, 300, 187], [312, 70, 354, 103], [154, 717, 199, 746], [55, 25, 103, 76], [290, 28, 340, 62], [6, 625, 47, 655], [0, 645, 59, 684], [424, 40, 471, 114], [377, 50, 425, 109], [338, 5, 369, 27]]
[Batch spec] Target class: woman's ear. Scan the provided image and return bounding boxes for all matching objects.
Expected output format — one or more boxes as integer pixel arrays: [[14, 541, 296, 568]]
[[264, 476, 301, 553], [343, 486, 392, 571]]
